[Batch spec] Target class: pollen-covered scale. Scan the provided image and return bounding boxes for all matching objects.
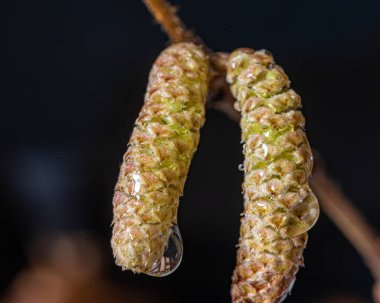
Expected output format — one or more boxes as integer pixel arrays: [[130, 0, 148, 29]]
[[226, 48, 319, 303], [111, 42, 209, 276]]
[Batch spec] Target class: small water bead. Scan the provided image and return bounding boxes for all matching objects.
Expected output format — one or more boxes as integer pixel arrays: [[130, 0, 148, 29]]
[[234, 101, 242, 112], [238, 164, 245, 171], [131, 172, 142, 195], [261, 143, 268, 158], [281, 193, 320, 236], [146, 224, 183, 277]]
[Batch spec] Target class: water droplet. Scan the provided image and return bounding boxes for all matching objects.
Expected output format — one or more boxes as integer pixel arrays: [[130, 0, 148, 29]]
[[262, 143, 268, 158], [280, 192, 320, 236], [146, 225, 183, 277], [246, 72, 255, 79], [234, 101, 242, 112], [238, 164, 244, 171], [131, 172, 141, 196]]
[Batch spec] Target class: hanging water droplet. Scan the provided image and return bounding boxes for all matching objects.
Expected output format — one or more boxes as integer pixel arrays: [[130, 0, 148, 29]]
[[146, 225, 183, 277], [238, 164, 244, 171]]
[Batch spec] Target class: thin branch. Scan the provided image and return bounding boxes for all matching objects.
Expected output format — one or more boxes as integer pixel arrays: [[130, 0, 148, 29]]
[[374, 281, 380, 303], [207, 52, 240, 121], [310, 157, 380, 280], [142, 0, 200, 44]]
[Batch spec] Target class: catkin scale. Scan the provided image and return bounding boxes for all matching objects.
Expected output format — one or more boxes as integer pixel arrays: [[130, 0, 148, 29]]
[[111, 42, 209, 274], [227, 48, 319, 303]]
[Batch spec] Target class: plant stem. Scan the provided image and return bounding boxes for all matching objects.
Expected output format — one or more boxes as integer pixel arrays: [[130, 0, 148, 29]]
[[142, 0, 199, 44], [310, 158, 380, 280]]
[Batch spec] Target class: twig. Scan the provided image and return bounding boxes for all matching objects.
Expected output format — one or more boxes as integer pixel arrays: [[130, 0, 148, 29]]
[[207, 52, 240, 121], [142, 0, 200, 44], [310, 157, 380, 280], [374, 281, 380, 303]]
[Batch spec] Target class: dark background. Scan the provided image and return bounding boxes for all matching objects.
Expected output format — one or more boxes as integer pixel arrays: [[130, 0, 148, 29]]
[[1, 0, 380, 302]]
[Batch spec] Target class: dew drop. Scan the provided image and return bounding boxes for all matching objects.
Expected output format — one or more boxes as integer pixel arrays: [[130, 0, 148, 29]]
[[131, 172, 141, 196], [280, 192, 320, 236], [238, 164, 244, 171], [262, 143, 268, 158], [234, 101, 242, 112], [146, 225, 183, 277]]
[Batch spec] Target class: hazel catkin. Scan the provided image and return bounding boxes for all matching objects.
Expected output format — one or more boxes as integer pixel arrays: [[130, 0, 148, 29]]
[[227, 48, 319, 303], [111, 42, 209, 275]]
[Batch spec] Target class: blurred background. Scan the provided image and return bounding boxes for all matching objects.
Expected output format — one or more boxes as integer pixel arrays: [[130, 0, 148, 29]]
[[1, 0, 380, 302]]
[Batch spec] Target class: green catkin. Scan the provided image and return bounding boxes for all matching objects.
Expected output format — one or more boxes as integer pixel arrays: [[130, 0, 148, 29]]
[[111, 42, 209, 274], [227, 48, 319, 303]]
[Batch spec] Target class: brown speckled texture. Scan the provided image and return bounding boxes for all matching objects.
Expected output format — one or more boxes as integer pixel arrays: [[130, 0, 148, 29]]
[[227, 48, 319, 303]]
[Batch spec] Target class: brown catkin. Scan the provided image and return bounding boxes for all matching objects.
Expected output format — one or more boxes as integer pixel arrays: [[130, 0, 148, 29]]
[[227, 48, 319, 303], [111, 42, 209, 274]]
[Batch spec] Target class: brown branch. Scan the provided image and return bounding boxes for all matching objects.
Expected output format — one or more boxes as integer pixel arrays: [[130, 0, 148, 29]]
[[310, 157, 380, 280], [374, 281, 380, 303], [142, 0, 200, 44], [207, 52, 240, 122]]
